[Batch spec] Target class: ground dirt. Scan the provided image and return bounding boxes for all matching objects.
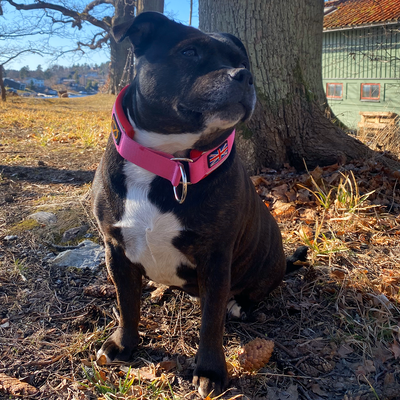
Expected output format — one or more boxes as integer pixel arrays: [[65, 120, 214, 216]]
[[1, 98, 400, 400]]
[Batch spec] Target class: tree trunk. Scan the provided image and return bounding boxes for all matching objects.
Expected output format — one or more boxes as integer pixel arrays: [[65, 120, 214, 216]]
[[0, 65, 6, 102], [109, 0, 164, 94], [199, 0, 383, 172]]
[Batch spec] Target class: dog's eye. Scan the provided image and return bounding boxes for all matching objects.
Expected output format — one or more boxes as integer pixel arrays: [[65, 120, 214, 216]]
[[182, 48, 197, 57]]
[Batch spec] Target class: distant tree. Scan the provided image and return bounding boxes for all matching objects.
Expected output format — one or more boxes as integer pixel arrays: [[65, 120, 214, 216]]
[[85, 79, 93, 91], [0, 50, 45, 101], [36, 64, 44, 78], [73, 71, 80, 84], [4, 0, 164, 94], [44, 68, 53, 80], [19, 65, 29, 80]]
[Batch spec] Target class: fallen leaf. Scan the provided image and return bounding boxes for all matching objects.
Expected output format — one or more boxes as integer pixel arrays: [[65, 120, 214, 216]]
[[331, 269, 347, 280], [271, 184, 289, 201], [384, 372, 395, 385], [338, 344, 353, 358], [310, 166, 324, 183], [296, 188, 312, 203], [355, 360, 376, 376], [272, 201, 297, 220], [158, 360, 177, 372], [311, 383, 328, 397], [132, 366, 157, 381], [390, 341, 400, 359], [372, 343, 393, 363], [250, 175, 268, 186], [96, 354, 107, 366]]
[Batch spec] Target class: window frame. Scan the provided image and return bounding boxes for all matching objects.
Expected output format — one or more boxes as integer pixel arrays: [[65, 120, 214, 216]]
[[326, 83, 344, 99], [360, 83, 380, 101]]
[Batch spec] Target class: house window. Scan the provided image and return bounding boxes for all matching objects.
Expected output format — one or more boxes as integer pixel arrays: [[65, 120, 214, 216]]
[[326, 83, 343, 99], [361, 83, 380, 100]]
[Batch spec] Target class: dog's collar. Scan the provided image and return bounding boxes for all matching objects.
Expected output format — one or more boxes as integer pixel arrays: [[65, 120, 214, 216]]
[[111, 85, 235, 203]]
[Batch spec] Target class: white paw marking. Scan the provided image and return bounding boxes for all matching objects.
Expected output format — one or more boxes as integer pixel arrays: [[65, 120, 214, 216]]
[[227, 299, 242, 319]]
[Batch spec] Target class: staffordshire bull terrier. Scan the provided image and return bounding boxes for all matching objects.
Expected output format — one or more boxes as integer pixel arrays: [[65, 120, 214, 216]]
[[92, 12, 306, 398]]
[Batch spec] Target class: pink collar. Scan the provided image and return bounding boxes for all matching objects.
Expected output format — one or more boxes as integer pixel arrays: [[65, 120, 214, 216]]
[[111, 85, 235, 203]]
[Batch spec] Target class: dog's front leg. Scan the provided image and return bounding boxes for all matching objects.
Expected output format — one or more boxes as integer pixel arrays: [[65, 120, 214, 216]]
[[97, 241, 142, 363], [193, 252, 231, 398]]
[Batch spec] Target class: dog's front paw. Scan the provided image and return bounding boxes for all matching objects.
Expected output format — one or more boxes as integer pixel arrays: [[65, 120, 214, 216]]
[[193, 359, 228, 398], [97, 327, 139, 363]]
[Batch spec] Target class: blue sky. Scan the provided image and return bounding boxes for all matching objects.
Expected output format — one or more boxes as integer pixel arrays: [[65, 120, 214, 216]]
[[4, 0, 199, 71]]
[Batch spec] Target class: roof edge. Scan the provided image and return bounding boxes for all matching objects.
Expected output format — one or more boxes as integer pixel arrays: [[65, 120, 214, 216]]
[[324, 20, 400, 32]]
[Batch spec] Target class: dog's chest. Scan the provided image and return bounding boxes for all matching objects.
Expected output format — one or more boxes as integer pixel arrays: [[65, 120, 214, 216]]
[[115, 162, 194, 287]]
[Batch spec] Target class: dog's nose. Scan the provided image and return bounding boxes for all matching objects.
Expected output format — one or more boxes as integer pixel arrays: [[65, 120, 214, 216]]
[[228, 68, 253, 86]]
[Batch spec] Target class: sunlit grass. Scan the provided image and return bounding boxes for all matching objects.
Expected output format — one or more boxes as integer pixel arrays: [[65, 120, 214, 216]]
[[0, 94, 114, 148]]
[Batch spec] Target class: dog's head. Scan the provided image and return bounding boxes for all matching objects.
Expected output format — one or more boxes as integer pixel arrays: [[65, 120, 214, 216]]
[[113, 12, 256, 152]]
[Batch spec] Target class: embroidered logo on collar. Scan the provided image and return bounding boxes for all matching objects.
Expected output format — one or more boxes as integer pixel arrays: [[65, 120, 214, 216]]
[[111, 115, 121, 145], [208, 141, 229, 168], [111, 85, 235, 204]]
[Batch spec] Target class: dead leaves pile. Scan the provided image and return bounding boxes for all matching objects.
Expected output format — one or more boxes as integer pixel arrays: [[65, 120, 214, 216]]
[[252, 159, 400, 303]]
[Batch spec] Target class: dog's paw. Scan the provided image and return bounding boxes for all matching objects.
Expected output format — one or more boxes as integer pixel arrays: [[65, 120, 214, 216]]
[[193, 362, 228, 398], [96, 327, 139, 363], [226, 299, 247, 320]]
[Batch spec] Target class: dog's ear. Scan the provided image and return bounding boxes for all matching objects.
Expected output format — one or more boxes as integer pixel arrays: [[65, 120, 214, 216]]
[[112, 12, 169, 55], [209, 33, 249, 58]]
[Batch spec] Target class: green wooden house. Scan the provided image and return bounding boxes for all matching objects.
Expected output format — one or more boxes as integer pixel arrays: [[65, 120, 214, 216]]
[[323, 0, 400, 129]]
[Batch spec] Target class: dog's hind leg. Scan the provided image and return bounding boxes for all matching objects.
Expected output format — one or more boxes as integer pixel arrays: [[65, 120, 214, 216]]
[[97, 241, 142, 363]]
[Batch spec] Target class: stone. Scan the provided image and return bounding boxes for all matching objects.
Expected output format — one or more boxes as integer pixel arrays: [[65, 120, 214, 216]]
[[61, 225, 89, 243], [51, 240, 105, 270], [4, 235, 18, 241], [28, 211, 57, 225]]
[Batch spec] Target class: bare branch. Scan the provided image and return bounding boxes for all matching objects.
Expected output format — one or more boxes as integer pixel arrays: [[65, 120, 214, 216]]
[[77, 32, 110, 50], [0, 49, 49, 66], [4, 0, 110, 31], [83, 0, 114, 14]]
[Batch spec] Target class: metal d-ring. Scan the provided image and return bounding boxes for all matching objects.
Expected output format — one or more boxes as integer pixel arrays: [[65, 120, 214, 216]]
[[173, 164, 188, 204]]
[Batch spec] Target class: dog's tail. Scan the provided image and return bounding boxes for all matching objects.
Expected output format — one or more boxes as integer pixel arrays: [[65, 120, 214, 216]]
[[286, 246, 309, 274]]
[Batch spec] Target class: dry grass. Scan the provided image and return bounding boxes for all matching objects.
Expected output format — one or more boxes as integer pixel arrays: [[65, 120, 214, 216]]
[[356, 116, 400, 158], [0, 94, 114, 148], [1, 97, 400, 399]]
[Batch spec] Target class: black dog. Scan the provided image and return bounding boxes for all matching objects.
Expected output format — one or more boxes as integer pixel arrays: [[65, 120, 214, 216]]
[[92, 12, 306, 398]]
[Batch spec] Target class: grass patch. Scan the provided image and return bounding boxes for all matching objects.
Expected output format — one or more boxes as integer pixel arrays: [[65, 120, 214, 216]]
[[0, 94, 114, 148], [8, 218, 40, 233]]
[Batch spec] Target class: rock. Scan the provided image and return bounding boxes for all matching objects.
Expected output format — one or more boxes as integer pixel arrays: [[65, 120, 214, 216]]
[[4, 235, 18, 241], [51, 240, 105, 270], [61, 225, 89, 243], [28, 211, 57, 225]]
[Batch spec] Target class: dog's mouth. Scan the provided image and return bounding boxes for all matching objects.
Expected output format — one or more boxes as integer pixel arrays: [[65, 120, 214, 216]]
[[177, 104, 203, 119], [178, 101, 250, 123]]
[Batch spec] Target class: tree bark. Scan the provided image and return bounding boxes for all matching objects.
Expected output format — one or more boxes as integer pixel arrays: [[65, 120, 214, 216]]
[[0, 65, 6, 102], [109, 0, 164, 94], [199, 0, 392, 172]]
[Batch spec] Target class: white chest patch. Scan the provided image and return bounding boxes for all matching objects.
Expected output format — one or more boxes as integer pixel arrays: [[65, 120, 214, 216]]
[[115, 162, 195, 287]]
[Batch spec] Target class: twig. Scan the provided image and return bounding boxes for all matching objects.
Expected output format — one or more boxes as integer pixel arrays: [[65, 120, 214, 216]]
[[44, 241, 85, 251], [23, 354, 65, 368], [298, 385, 314, 400]]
